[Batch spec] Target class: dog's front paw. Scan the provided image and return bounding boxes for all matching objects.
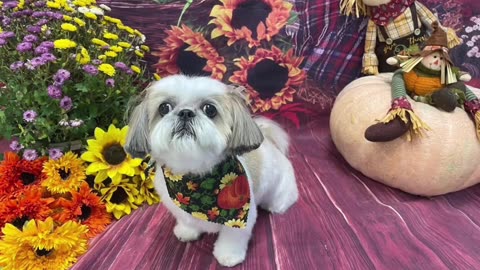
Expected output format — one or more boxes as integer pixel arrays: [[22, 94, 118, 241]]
[[173, 223, 201, 242], [213, 247, 246, 267]]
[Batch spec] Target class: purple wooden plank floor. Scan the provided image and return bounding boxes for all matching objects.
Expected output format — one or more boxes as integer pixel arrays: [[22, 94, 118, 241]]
[[3, 116, 480, 269]]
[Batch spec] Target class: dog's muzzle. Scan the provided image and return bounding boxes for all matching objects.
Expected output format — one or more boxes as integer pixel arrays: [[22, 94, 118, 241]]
[[173, 109, 196, 138]]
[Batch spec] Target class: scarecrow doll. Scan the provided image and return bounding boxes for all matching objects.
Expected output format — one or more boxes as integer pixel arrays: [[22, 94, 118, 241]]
[[340, 0, 462, 75], [364, 22, 480, 142]]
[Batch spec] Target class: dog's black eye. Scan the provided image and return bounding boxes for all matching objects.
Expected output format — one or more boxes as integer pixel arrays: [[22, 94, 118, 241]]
[[159, 103, 172, 116], [202, 104, 217, 118]]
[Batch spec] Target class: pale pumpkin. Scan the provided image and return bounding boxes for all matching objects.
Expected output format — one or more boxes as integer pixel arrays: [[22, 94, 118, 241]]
[[330, 73, 480, 196]]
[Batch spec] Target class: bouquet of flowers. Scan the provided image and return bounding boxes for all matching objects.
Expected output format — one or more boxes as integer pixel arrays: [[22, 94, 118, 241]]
[[0, 0, 155, 157], [153, 0, 310, 125]]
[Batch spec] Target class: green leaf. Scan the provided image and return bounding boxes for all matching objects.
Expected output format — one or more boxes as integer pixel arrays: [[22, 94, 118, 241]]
[[220, 210, 227, 217], [200, 178, 216, 190], [75, 83, 90, 93], [191, 193, 202, 199], [189, 205, 200, 211], [200, 195, 214, 205]]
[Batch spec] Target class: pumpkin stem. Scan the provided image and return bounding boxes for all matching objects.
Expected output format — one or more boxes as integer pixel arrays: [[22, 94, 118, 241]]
[[380, 108, 431, 141]]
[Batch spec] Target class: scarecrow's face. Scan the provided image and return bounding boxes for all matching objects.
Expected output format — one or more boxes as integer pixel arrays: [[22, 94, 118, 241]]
[[421, 51, 444, 71], [362, 0, 392, 6]]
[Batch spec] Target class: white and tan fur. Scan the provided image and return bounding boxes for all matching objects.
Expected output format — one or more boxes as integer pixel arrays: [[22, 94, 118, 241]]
[[124, 74, 298, 267]]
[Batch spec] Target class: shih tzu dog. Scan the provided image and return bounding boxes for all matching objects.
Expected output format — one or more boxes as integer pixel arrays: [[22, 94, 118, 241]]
[[124, 74, 298, 267]]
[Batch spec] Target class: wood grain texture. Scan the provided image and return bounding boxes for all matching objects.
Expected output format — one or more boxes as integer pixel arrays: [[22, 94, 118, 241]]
[[70, 116, 480, 270]]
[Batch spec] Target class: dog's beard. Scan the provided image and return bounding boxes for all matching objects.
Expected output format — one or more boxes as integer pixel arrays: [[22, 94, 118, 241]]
[[172, 119, 196, 140]]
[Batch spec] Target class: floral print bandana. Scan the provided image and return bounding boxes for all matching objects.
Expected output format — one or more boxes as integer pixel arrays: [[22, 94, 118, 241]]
[[162, 156, 251, 229], [370, 0, 415, 26]]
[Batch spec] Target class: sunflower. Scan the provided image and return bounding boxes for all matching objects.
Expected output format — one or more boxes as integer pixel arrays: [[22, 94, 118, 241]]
[[81, 124, 143, 185], [152, 24, 226, 80], [0, 152, 47, 198], [163, 167, 183, 182], [229, 46, 306, 112], [224, 218, 247, 229], [0, 218, 88, 270], [132, 165, 160, 206], [0, 188, 55, 233], [42, 152, 86, 195], [53, 183, 111, 238], [100, 177, 139, 219], [209, 0, 292, 48]]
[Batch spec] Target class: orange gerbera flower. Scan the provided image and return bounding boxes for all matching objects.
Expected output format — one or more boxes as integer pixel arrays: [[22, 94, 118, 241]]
[[53, 183, 111, 238], [0, 152, 47, 198], [209, 0, 292, 47], [0, 188, 55, 233], [152, 24, 226, 80], [229, 46, 306, 112]]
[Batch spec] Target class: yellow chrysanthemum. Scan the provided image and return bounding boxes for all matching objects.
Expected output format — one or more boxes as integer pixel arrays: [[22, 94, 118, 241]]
[[219, 172, 238, 189], [135, 50, 144, 58], [64, 5, 75, 12], [41, 25, 48, 32], [98, 54, 107, 61], [76, 46, 90, 64], [63, 15, 73, 21], [103, 32, 119, 40], [0, 218, 88, 270], [54, 39, 77, 49], [42, 152, 86, 194], [117, 41, 131, 48], [61, 23, 77, 32], [74, 17, 86, 26], [91, 38, 108, 47], [84, 12, 97, 20], [140, 45, 150, 52], [153, 73, 161, 81], [72, 0, 86, 6], [109, 45, 123, 53], [97, 63, 115, 76], [163, 167, 183, 182], [0, 2, 3, 8], [104, 15, 121, 24], [130, 65, 141, 74], [105, 51, 118, 58], [81, 124, 142, 185], [46, 1, 61, 9], [133, 29, 143, 37], [119, 25, 134, 34], [191, 212, 208, 221], [224, 219, 247, 229], [100, 177, 139, 219]]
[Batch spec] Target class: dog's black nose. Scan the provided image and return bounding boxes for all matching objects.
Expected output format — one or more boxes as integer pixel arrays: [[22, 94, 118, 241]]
[[178, 109, 195, 120]]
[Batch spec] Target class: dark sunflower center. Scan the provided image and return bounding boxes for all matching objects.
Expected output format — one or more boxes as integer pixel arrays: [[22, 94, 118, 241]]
[[85, 175, 95, 189], [247, 59, 289, 99], [58, 168, 70, 180], [20, 172, 36, 185], [176, 44, 210, 77], [79, 204, 92, 221], [12, 216, 29, 229], [35, 248, 53, 257], [110, 187, 128, 204], [231, 0, 272, 39], [102, 143, 127, 165]]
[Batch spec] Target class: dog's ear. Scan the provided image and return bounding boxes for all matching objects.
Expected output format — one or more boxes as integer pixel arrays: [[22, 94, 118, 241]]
[[125, 95, 151, 158], [226, 87, 264, 155]]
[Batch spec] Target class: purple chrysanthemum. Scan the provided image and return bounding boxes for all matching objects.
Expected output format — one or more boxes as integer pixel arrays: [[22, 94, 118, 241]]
[[60, 96, 73, 111], [2, 18, 11, 26], [23, 110, 37, 122], [9, 140, 23, 152], [30, 57, 46, 68], [34, 46, 49, 55], [48, 148, 63, 160], [92, 59, 102, 65], [40, 41, 54, 48], [27, 25, 42, 34], [47, 85, 62, 99], [0, 38, 6, 46], [45, 11, 54, 17], [35, 18, 49, 26], [41, 53, 56, 62], [53, 69, 71, 86], [16, 42, 33, 52], [0, 31, 15, 39], [23, 149, 38, 161], [83, 65, 98, 75], [106, 78, 115, 88], [34, 1, 46, 7], [32, 11, 46, 18], [3, 1, 18, 9], [23, 34, 38, 43], [126, 69, 134, 75], [114, 62, 128, 71], [9, 61, 24, 71]]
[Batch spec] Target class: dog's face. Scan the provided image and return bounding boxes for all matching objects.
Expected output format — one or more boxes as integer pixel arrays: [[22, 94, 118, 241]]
[[125, 75, 264, 172]]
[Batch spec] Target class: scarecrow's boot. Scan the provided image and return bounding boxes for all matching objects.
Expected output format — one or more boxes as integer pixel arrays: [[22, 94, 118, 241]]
[[364, 116, 410, 142], [431, 88, 458, 112]]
